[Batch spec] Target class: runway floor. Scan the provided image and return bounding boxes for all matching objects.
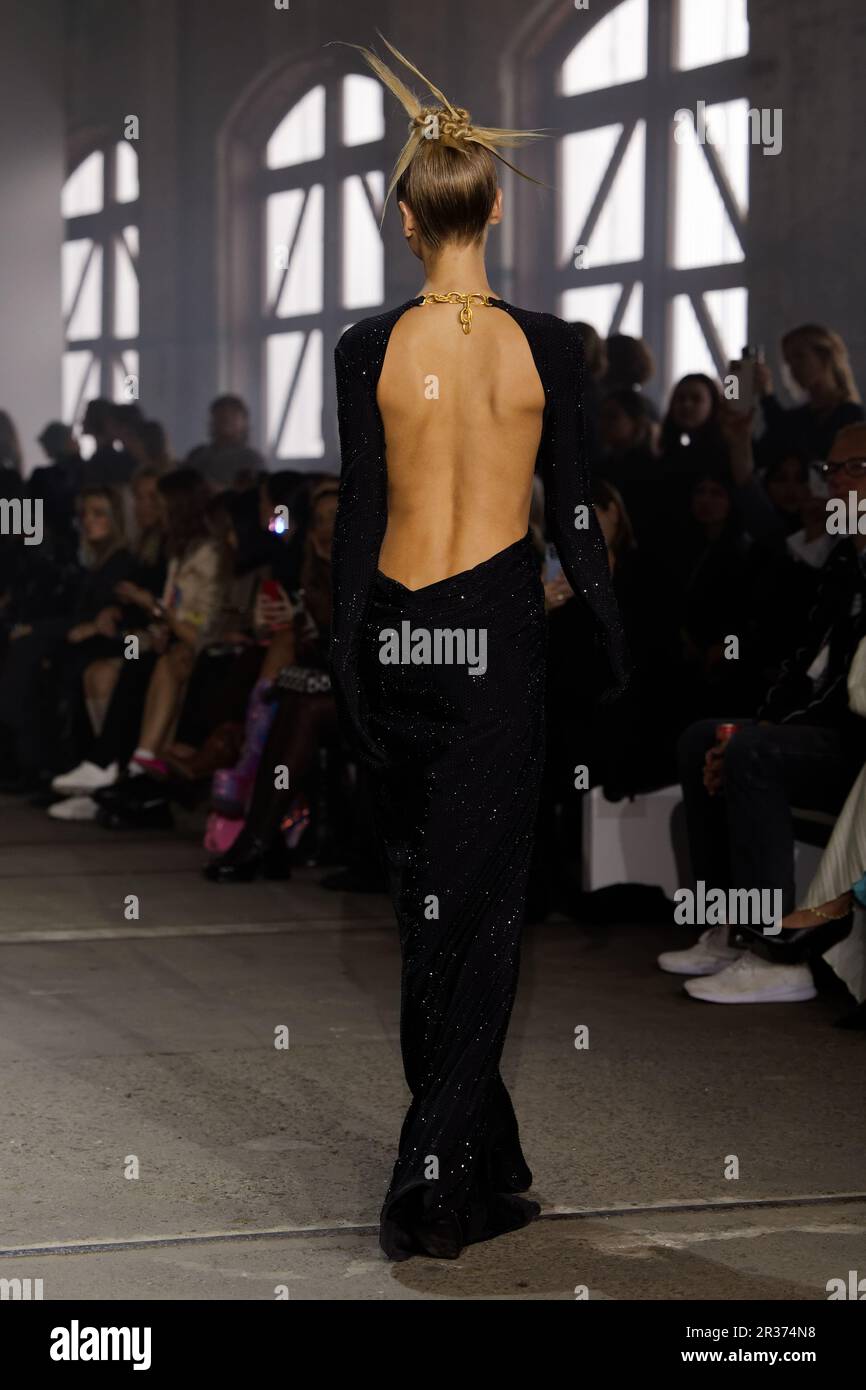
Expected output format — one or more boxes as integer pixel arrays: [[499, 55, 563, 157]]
[[1, 797, 864, 1300]]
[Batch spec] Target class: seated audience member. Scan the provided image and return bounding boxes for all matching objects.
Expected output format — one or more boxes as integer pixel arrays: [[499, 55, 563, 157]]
[[0, 487, 134, 788], [681, 631, 866, 1021], [755, 323, 863, 470], [186, 394, 264, 489], [601, 333, 657, 404], [128, 466, 169, 593], [156, 489, 268, 767], [597, 388, 662, 542], [723, 398, 843, 574], [28, 422, 83, 559], [659, 427, 866, 1003], [658, 374, 730, 534], [48, 468, 226, 816], [126, 418, 174, 474], [53, 467, 172, 784], [676, 469, 757, 718], [80, 398, 138, 487], [204, 480, 339, 880], [157, 473, 313, 776]]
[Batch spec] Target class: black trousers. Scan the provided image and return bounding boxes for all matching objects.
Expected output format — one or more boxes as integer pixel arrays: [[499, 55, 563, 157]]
[[361, 532, 544, 1260], [677, 718, 853, 916]]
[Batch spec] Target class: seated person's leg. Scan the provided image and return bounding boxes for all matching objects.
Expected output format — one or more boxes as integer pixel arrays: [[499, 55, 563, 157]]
[[676, 717, 733, 890], [134, 644, 195, 767], [723, 723, 847, 918]]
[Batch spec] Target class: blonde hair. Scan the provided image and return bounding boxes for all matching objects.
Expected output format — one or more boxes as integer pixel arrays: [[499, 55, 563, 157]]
[[781, 323, 861, 404], [77, 485, 126, 569], [339, 35, 545, 246]]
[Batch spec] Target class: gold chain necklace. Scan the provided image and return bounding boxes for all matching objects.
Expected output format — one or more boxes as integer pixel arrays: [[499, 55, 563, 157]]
[[419, 291, 495, 334]]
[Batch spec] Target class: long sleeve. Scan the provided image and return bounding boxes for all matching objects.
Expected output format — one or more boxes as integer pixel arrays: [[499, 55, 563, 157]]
[[329, 329, 390, 768], [537, 318, 630, 702]]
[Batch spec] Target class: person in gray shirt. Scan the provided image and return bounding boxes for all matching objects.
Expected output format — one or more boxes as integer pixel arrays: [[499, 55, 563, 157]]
[[186, 394, 264, 489]]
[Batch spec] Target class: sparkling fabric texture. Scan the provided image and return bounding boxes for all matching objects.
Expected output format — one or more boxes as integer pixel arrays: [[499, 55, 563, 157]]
[[329, 298, 628, 1260]]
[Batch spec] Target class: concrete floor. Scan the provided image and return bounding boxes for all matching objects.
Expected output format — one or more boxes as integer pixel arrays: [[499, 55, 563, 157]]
[[0, 796, 863, 1301]]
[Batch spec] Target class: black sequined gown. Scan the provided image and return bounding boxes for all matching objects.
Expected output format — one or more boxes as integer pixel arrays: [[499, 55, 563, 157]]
[[330, 298, 628, 1260]]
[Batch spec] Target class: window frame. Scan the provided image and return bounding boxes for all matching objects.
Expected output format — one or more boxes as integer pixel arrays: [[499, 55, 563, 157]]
[[219, 49, 388, 469], [510, 0, 750, 395], [62, 137, 140, 421]]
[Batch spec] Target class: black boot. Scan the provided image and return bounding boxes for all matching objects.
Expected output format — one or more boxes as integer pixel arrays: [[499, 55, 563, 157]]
[[204, 829, 292, 883]]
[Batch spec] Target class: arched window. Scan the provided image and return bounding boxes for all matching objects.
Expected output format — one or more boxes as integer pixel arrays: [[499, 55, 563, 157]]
[[62, 140, 140, 437], [523, 0, 750, 394], [259, 70, 386, 466]]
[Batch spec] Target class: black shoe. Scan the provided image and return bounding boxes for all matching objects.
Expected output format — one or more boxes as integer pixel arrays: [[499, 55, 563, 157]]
[[740, 909, 853, 964], [93, 773, 147, 809], [204, 834, 292, 883]]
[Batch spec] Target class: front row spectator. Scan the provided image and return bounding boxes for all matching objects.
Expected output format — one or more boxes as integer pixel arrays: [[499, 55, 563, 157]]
[[48, 468, 225, 816], [659, 424, 866, 1003]]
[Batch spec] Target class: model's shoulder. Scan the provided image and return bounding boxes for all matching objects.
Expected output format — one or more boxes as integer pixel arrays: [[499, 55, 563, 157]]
[[335, 300, 422, 358], [504, 303, 582, 341]]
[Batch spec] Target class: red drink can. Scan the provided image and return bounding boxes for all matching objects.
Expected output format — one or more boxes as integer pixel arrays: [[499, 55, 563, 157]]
[[715, 722, 740, 745]]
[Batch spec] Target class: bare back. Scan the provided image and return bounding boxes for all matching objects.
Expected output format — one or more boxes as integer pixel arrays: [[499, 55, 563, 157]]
[[376, 301, 546, 590]]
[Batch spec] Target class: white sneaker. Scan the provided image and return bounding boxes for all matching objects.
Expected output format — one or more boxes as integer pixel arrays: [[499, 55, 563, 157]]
[[51, 761, 118, 796], [47, 795, 98, 821], [658, 926, 743, 976], [684, 954, 816, 1004]]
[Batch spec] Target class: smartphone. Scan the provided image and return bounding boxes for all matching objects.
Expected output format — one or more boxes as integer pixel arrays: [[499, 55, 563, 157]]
[[728, 347, 758, 415]]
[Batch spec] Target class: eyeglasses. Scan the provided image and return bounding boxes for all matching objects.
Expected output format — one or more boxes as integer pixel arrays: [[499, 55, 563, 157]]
[[816, 459, 866, 478]]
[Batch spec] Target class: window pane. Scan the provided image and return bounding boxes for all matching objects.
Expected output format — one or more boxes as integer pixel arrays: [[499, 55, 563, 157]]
[[672, 109, 745, 269], [560, 124, 619, 265], [115, 141, 139, 203], [620, 282, 644, 337], [63, 239, 102, 340], [560, 0, 647, 97], [342, 74, 384, 146], [342, 172, 384, 309], [266, 86, 325, 169], [669, 289, 747, 388], [114, 227, 139, 338], [561, 283, 623, 334], [560, 122, 644, 268], [266, 331, 324, 458], [62, 350, 101, 432], [705, 286, 748, 367], [266, 186, 324, 317], [62, 151, 104, 218], [670, 295, 715, 388], [676, 0, 748, 71]]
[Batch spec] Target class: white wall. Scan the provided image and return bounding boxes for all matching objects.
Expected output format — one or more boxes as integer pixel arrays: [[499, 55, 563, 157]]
[[0, 0, 64, 475]]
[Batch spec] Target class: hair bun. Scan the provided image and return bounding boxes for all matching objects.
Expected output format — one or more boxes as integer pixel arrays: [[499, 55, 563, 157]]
[[412, 105, 474, 143]]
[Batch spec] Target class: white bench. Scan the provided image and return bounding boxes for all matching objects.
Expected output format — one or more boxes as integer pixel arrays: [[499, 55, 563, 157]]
[[582, 785, 826, 902]]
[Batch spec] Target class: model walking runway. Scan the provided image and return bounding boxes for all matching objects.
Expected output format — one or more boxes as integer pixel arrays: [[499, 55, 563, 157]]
[[329, 39, 627, 1260]]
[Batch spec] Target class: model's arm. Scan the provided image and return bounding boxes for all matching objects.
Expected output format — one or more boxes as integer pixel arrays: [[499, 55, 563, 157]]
[[329, 334, 389, 767], [540, 321, 630, 702]]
